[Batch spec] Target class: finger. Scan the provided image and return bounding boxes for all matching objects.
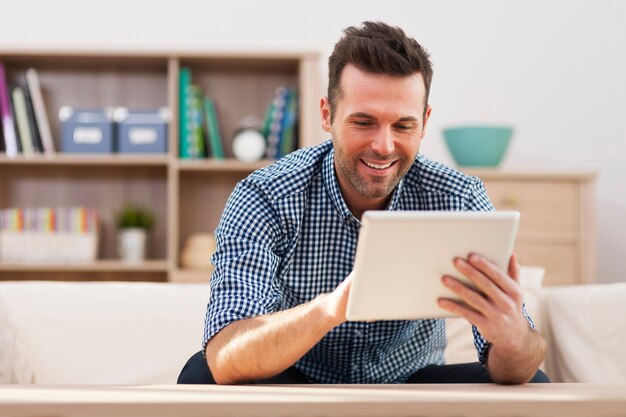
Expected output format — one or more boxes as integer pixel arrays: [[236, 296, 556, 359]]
[[442, 275, 496, 317], [454, 257, 506, 305], [508, 253, 520, 282], [437, 297, 486, 328], [467, 254, 522, 304]]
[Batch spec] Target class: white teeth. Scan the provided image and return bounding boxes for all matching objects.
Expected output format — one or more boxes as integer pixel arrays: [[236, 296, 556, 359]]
[[365, 161, 393, 170]]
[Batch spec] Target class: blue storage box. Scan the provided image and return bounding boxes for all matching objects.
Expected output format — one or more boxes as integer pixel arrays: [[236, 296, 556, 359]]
[[59, 107, 115, 153], [114, 107, 169, 154]]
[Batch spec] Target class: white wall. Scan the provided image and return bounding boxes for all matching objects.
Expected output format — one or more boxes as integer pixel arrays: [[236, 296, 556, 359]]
[[2, 0, 625, 282]]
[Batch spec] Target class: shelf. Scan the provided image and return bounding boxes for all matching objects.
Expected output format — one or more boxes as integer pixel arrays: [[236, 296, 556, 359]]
[[463, 169, 597, 181], [0, 259, 169, 272], [176, 158, 272, 172], [0, 48, 321, 282], [0, 154, 170, 167]]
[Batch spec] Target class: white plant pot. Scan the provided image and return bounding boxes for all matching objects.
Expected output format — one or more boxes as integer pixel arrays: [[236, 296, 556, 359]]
[[118, 228, 147, 263]]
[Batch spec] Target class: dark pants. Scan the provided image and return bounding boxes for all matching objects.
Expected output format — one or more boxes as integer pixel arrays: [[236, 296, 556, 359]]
[[177, 351, 550, 384]]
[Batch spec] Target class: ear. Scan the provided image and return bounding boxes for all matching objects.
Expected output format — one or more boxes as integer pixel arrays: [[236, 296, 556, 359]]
[[420, 104, 432, 140], [320, 96, 332, 133]]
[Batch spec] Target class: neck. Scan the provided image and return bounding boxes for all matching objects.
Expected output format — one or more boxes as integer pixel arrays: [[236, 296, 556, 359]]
[[336, 179, 392, 221]]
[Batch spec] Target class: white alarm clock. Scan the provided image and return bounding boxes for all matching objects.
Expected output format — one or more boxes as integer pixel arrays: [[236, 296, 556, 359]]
[[232, 128, 266, 163]]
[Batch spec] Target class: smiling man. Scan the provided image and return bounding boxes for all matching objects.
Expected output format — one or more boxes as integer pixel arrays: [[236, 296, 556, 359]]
[[323, 64, 430, 219], [178, 21, 549, 385]]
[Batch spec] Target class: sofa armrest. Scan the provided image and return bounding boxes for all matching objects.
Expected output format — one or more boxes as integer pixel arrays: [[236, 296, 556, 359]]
[[541, 283, 626, 383]]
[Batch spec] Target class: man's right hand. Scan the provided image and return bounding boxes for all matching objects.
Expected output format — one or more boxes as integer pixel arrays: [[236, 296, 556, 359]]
[[319, 272, 353, 327], [205, 273, 353, 384]]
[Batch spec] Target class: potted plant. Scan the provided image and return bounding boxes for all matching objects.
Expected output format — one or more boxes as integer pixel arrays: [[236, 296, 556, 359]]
[[115, 204, 155, 263]]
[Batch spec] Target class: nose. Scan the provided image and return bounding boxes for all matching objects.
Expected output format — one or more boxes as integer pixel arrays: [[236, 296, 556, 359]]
[[370, 126, 394, 155]]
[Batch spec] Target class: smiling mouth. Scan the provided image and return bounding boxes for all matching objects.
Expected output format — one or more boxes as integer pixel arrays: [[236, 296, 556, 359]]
[[363, 160, 396, 170]]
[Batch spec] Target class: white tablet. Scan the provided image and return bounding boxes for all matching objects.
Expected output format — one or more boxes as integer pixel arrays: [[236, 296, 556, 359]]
[[346, 211, 520, 321]]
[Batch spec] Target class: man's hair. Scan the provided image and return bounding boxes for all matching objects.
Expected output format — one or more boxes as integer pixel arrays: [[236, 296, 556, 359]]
[[327, 21, 433, 122]]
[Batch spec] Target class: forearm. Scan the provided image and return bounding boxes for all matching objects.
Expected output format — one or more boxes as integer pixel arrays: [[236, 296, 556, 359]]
[[486, 328, 547, 384], [205, 293, 340, 384]]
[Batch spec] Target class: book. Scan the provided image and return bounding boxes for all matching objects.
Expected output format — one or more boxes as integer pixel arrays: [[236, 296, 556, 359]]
[[265, 86, 288, 160], [11, 86, 35, 156], [279, 88, 298, 158], [0, 107, 4, 152], [9, 87, 22, 154], [22, 78, 43, 153], [261, 94, 276, 140], [0, 60, 18, 157], [178, 67, 192, 158], [185, 85, 205, 159], [203, 97, 225, 159], [25, 68, 55, 156]]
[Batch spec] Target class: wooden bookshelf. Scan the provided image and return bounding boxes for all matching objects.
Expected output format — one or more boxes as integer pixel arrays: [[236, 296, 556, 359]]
[[0, 49, 322, 282]]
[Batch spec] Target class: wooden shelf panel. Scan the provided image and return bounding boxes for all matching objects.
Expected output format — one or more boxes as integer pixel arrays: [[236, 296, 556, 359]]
[[0, 49, 318, 61], [0, 259, 169, 272], [0, 154, 170, 166], [463, 169, 597, 181], [176, 158, 271, 172]]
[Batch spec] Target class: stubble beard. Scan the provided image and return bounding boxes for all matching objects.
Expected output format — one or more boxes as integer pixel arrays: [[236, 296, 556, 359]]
[[334, 145, 407, 199]]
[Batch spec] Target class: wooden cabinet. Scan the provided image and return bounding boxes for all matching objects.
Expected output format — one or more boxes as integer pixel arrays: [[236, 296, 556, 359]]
[[466, 170, 597, 286], [0, 49, 321, 282]]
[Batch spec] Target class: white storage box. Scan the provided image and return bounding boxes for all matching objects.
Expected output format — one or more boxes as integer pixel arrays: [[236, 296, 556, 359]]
[[0, 231, 98, 264]]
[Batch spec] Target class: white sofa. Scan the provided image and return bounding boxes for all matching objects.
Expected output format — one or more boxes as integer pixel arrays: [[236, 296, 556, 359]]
[[1, 269, 625, 385]]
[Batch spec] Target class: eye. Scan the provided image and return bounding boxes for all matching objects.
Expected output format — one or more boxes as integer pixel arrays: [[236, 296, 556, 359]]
[[394, 123, 417, 131], [353, 120, 372, 127]]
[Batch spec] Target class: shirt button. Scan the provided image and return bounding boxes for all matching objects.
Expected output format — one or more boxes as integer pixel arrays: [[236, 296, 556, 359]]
[[352, 364, 358, 371]]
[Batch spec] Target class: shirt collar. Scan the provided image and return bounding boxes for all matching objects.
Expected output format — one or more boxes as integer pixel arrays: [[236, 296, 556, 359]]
[[322, 147, 406, 222]]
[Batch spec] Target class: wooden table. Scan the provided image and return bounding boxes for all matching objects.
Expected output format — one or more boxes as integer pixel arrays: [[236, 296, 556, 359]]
[[1, 384, 625, 417]]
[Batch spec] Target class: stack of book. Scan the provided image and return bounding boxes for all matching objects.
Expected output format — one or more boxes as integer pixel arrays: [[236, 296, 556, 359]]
[[0, 207, 98, 264], [0, 61, 55, 158], [178, 67, 223, 160], [262, 86, 298, 160]]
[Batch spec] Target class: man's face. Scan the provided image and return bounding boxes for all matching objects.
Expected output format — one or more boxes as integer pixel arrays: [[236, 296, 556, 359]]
[[321, 64, 431, 210]]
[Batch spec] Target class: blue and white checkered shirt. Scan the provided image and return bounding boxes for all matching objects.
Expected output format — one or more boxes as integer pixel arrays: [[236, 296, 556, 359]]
[[203, 140, 534, 383]]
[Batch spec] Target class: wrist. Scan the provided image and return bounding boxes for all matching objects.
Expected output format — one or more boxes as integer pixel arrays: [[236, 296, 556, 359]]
[[313, 292, 345, 330]]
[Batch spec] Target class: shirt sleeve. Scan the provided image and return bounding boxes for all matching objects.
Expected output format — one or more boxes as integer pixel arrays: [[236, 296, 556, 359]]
[[203, 179, 284, 349], [464, 176, 495, 212]]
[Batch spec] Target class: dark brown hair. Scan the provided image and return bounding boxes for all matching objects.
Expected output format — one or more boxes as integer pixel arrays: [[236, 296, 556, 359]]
[[327, 21, 433, 122]]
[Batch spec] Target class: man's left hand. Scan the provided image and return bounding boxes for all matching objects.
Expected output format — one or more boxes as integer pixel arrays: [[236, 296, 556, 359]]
[[437, 253, 531, 354]]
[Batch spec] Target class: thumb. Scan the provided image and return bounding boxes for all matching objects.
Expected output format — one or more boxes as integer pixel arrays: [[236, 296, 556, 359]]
[[508, 253, 520, 281], [338, 272, 353, 293]]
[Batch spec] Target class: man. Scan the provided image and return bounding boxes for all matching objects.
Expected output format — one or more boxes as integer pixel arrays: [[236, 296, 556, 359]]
[[178, 21, 549, 385]]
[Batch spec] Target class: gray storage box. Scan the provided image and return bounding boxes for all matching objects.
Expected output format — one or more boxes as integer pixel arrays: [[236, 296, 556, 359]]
[[114, 107, 169, 154], [59, 107, 115, 153]]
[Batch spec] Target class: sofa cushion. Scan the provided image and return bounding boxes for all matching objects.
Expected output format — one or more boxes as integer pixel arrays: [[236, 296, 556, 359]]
[[0, 281, 210, 384]]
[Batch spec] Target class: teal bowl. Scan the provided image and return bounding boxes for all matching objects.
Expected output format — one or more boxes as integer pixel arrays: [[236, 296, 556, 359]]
[[442, 126, 513, 167]]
